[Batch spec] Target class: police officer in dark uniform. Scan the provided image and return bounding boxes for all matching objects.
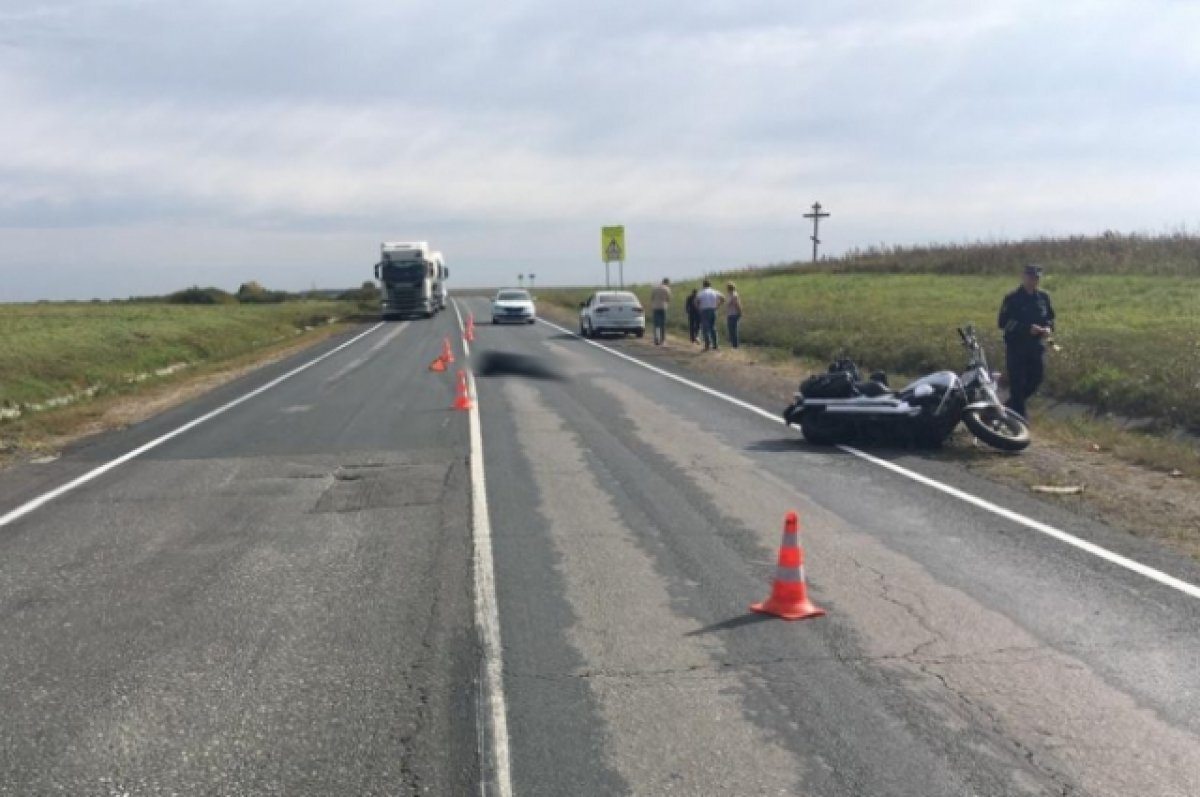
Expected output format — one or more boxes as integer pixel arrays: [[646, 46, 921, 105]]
[[997, 264, 1055, 420]]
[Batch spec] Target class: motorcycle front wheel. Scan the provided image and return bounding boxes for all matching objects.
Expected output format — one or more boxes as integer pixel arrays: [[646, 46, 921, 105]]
[[963, 406, 1031, 451]]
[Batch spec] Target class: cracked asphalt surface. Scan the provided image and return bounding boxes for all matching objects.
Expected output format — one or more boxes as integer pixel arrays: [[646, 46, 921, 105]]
[[468, 299, 1200, 797], [3, 300, 1200, 795], [0, 317, 477, 795]]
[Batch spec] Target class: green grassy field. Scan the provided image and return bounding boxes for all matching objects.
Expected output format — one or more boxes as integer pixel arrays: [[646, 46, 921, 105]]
[[541, 235, 1200, 430], [0, 301, 350, 411]]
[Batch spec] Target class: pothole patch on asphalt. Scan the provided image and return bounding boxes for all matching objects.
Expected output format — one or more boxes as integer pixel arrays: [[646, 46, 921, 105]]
[[313, 462, 448, 513]]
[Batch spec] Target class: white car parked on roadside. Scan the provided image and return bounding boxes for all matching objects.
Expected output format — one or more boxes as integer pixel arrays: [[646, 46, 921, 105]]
[[491, 289, 537, 325], [579, 291, 645, 338]]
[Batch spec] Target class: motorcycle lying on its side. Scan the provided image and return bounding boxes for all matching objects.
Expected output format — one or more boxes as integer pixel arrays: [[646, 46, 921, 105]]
[[783, 325, 1031, 452]]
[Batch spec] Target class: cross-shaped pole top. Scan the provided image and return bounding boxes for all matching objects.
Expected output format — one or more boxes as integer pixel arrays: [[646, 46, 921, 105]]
[[803, 201, 830, 220]]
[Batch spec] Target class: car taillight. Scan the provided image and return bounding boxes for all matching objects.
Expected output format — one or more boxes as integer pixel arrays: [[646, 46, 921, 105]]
[[596, 307, 610, 313]]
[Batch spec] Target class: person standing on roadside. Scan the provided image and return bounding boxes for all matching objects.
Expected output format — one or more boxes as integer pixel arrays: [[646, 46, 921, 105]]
[[695, 279, 725, 350], [649, 277, 672, 345], [684, 288, 700, 344], [998, 263, 1056, 420], [725, 282, 743, 349]]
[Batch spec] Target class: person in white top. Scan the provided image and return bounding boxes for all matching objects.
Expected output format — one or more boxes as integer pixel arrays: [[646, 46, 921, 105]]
[[694, 279, 725, 350]]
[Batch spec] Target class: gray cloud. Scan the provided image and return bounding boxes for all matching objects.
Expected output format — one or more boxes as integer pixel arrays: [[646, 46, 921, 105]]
[[1, 0, 1198, 299]]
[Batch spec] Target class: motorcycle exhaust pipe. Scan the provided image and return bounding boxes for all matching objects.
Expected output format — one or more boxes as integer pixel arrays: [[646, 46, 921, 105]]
[[783, 403, 803, 425]]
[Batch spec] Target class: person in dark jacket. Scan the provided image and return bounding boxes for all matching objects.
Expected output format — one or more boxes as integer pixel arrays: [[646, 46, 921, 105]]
[[997, 264, 1056, 419], [684, 288, 701, 344]]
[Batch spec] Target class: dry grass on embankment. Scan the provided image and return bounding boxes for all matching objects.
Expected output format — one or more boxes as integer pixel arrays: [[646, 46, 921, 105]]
[[0, 300, 367, 463]]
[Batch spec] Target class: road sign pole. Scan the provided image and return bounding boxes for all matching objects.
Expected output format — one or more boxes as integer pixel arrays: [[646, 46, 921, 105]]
[[619, 260, 624, 288], [605, 261, 611, 288]]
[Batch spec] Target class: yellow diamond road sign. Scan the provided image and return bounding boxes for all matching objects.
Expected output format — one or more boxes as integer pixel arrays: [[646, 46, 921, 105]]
[[602, 226, 625, 262]]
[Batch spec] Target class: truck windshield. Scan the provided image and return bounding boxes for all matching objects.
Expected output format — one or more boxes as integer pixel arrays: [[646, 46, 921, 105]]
[[380, 262, 426, 282]]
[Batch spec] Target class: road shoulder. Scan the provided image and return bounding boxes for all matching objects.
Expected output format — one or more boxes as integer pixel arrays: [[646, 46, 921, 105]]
[[538, 303, 1200, 564]]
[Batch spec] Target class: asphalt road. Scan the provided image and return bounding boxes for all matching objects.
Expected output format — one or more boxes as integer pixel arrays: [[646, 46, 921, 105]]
[[2, 299, 1200, 796], [0, 317, 478, 795]]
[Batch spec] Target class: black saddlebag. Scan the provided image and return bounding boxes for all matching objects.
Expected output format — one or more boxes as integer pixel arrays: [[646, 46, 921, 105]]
[[800, 370, 858, 399]]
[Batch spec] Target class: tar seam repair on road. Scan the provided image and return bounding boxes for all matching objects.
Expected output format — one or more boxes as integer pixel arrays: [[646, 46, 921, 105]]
[[536, 317, 1200, 603], [452, 299, 515, 797], [0, 322, 388, 531], [323, 321, 409, 384]]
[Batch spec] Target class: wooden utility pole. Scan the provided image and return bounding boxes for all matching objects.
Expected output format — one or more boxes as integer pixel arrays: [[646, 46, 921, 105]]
[[802, 201, 830, 263], [529, 273, 536, 292]]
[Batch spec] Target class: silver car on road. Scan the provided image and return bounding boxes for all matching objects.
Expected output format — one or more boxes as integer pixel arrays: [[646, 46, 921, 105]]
[[579, 291, 645, 338]]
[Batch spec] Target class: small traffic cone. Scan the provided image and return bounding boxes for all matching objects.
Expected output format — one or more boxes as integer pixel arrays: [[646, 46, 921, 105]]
[[452, 370, 473, 411], [465, 315, 476, 343], [751, 512, 825, 621], [440, 337, 456, 364], [429, 355, 447, 372]]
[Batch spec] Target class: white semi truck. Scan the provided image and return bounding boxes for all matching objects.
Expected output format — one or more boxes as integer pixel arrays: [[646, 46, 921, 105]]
[[374, 242, 449, 319]]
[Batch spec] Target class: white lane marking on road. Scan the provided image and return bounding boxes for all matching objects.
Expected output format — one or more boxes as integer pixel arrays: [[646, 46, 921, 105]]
[[453, 299, 513, 797], [0, 323, 388, 530], [323, 321, 408, 384], [537, 317, 1200, 603], [452, 300, 472, 359]]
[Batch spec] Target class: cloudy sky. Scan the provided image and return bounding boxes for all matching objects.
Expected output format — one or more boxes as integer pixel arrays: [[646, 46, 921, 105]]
[[1, 0, 1197, 300]]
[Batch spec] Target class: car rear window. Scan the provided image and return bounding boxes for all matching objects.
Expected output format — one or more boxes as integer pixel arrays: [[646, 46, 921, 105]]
[[597, 292, 638, 304]]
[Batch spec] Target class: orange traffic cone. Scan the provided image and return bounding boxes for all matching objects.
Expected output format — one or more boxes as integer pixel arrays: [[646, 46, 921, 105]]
[[465, 314, 476, 343], [441, 337, 456, 364], [751, 512, 825, 621], [429, 356, 447, 372], [452, 370, 473, 411]]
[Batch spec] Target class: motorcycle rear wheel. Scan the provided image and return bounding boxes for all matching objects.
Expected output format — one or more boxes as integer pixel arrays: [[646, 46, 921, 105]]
[[963, 406, 1031, 451], [800, 413, 842, 446]]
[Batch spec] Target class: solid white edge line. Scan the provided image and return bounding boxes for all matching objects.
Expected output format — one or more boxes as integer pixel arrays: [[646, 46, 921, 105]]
[[452, 299, 514, 797], [537, 317, 1200, 602], [0, 322, 388, 530], [841, 446, 1200, 600]]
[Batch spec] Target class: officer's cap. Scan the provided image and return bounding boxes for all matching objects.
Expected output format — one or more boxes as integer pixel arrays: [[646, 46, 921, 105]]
[[1023, 264, 1044, 277]]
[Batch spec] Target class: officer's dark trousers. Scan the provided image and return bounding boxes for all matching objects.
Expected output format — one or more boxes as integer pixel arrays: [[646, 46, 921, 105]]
[[1005, 344, 1044, 419]]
